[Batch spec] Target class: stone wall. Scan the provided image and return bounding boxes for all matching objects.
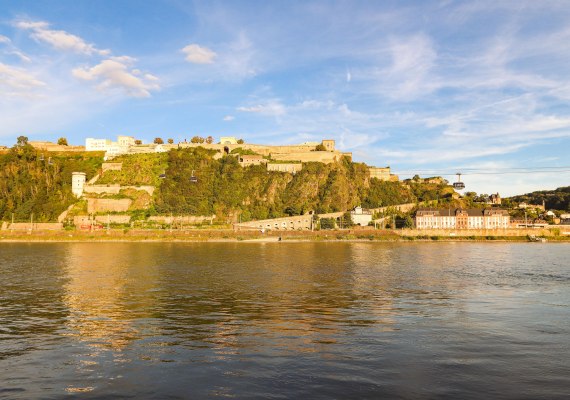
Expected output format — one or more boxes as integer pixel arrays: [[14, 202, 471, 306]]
[[148, 215, 215, 224], [83, 184, 154, 196], [101, 162, 123, 172], [95, 214, 131, 224], [267, 163, 303, 173], [87, 198, 132, 213], [83, 185, 121, 195], [235, 214, 314, 231], [3, 222, 63, 230], [270, 151, 341, 164]]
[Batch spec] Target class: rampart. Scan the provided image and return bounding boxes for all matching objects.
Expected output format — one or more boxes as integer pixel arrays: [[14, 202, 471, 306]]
[[148, 215, 215, 224], [101, 162, 123, 172], [87, 198, 132, 213], [3, 222, 63, 230], [267, 163, 302, 173]]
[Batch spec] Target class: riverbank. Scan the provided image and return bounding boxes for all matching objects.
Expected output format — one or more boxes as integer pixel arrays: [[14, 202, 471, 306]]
[[1, 228, 569, 242]]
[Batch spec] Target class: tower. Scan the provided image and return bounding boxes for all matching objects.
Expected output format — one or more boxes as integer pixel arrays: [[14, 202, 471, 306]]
[[72, 172, 86, 198]]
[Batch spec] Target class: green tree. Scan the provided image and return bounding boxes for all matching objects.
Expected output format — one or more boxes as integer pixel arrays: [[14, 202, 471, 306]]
[[135, 139, 142, 145], [206, 136, 214, 144], [237, 138, 244, 144], [154, 137, 164, 144], [167, 138, 174, 144], [16, 136, 28, 146], [57, 137, 68, 146], [315, 144, 326, 151]]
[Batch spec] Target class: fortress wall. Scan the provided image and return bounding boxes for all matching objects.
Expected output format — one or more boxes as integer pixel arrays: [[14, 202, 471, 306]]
[[235, 215, 314, 231], [87, 198, 132, 213], [102, 162, 122, 172], [95, 214, 131, 224], [83, 185, 121, 195], [368, 203, 416, 214], [5, 222, 63, 230], [270, 151, 340, 163], [148, 215, 215, 224], [267, 163, 303, 173]]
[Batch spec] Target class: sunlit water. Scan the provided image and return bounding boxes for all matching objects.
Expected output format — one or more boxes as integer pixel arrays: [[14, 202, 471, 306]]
[[0, 242, 569, 399]]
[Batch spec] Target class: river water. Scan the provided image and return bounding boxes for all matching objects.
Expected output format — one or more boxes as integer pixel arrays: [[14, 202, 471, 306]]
[[0, 242, 568, 399]]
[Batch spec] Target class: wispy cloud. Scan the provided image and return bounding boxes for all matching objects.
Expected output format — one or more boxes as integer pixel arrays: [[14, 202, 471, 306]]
[[0, 62, 45, 98], [223, 115, 234, 121], [14, 20, 110, 56], [237, 100, 285, 116]]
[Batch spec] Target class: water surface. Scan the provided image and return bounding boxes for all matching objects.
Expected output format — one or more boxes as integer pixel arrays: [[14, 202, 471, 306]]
[[0, 242, 569, 399]]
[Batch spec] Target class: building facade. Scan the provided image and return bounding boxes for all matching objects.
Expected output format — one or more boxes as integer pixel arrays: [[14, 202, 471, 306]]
[[415, 208, 510, 229]]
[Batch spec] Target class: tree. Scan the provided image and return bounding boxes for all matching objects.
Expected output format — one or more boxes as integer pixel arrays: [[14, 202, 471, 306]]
[[237, 138, 244, 144], [191, 136, 204, 144], [57, 137, 68, 146], [315, 144, 326, 151], [135, 140, 142, 145], [154, 137, 164, 144], [16, 136, 28, 146], [206, 136, 214, 144], [167, 138, 174, 144], [403, 215, 414, 229], [320, 218, 335, 230]]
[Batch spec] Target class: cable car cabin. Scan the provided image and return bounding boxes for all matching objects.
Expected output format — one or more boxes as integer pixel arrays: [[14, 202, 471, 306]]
[[159, 173, 166, 179], [190, 176, 198, 183], [453, 173, 465, 190]]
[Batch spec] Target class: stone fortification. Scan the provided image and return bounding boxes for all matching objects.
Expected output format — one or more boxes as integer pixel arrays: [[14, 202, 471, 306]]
[[3, 222, 63, 230], [30, 141, 85, 152], [270, 151, 341, 164], [267, 163, 302, 173], [101, 162, 122, 172], [368, 166, 399, 182], [87, 198, 132, 213], [83, 185, 155, 196], [148, 215, 215, 225]]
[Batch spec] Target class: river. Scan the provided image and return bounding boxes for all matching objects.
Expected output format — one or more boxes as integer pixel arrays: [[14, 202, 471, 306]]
[[0, 242, 568, 399]]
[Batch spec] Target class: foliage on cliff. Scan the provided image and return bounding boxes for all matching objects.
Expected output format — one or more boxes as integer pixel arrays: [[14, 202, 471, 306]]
[[97, 153, 168, 186], [0, 144, 102, 221], [506, 186, 570, 211], [154, 148, 418, 220]]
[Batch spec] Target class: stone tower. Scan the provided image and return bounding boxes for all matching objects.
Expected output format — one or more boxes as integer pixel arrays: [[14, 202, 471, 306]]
[[72, 172, 86, 198]]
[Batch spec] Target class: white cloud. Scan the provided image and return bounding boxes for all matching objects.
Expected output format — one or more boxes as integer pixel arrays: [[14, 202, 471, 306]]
[[237, 100, 286, 116], [223, 115, 235, 121], [0, 35, 11, 44], [181, 44, 216, 64], [72, 58, 159, 98], [15, 20, 109, 56], [383, 34, 439, 100], [0, 62, 46, 97]]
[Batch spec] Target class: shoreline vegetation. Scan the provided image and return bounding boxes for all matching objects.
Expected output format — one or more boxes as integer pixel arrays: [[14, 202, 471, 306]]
[[1, 228, 569, 243]]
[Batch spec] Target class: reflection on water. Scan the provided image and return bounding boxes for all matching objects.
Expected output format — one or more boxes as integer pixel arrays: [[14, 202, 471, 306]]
[[1, 242, 569, 399]]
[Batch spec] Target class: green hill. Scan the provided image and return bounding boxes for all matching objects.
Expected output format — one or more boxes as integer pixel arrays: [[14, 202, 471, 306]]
[[1, 144, 462, 222], [506, 187, 570, 211], [0, 144, 102, 222]]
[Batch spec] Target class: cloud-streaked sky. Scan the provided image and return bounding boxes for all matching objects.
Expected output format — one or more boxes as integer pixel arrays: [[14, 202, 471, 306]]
[[0, 0, 569, 196]]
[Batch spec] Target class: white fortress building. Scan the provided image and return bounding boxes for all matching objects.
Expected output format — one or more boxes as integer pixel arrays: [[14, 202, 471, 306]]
[[72, 172, 86, 198], [86, 136, 137, 159]]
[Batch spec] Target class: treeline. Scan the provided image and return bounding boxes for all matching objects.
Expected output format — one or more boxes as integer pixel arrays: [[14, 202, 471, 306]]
[[0, 143, 101, 222], [507, 186, 570, 211]]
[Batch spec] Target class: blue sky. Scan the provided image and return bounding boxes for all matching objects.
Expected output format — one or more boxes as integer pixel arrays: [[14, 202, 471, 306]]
[[0, 0, 569, 196]]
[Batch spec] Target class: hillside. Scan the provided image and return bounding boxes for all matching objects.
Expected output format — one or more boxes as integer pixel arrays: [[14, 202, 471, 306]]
[[506, 186, 570, 211], [0, 144, 102, 222], [1, 144, 462, 222]]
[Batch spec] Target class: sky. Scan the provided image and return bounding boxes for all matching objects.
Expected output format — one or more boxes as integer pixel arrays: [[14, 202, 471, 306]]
[[0, 0, 569, 196]]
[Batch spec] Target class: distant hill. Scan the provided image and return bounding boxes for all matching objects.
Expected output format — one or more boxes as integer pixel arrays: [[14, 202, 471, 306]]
[[506, 186, 570, 211]]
